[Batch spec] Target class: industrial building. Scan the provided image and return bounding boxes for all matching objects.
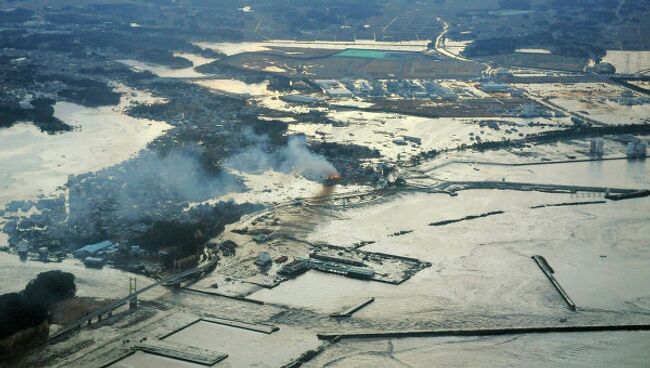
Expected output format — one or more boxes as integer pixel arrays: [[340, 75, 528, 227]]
[[478, 83, 512, 93], [72, 240, 116, 259], [312, 78, 462, 100], [314, 79, 354, 98]]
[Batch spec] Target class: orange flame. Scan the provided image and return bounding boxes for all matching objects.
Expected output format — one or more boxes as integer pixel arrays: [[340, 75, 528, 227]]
[[326, 174, 342, 182]]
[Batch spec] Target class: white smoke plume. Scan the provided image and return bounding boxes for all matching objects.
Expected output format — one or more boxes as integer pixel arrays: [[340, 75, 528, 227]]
[[67, 145, 243, 222], [225, 131, 338, 181]]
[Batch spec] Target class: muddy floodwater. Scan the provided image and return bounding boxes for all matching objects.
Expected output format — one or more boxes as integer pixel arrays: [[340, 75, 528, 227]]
[[602, 50, 650, 74], [434, 158, 650, 189], [0, 101, 169, 207], [109, 351, 204, 368], [162, 320, 319, 368], [118, 58, 209, 79], [192, 79, 272, 97], [305, 331, 650, 367], [253, 188, 650, 318], [0, 252, 162, 301]]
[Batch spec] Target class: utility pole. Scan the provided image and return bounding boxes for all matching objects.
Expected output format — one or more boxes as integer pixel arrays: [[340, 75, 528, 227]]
[[129, 277, 138, 311]]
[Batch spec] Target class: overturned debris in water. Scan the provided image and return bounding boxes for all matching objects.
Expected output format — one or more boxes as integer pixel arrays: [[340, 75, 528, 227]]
[[388, 229, 414, 237]]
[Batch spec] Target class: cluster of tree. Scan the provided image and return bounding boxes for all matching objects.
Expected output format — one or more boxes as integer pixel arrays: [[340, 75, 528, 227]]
[[195, 60, 265, 82], [0, 98, 72, 133], [0, 271, 76, 341], [35, 74, 122, 108], [463, 37, 518, 57], [134, 201, 261, 262], [0, 10, 220, 70], [463, 32, 605, 60], [277, 0, 381, 32], [464, 123, 650, 152], [0, 31, 86, 56]]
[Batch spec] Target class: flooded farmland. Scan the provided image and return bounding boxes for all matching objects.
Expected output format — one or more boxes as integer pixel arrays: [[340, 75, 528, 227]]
[[602, 50, 650, 75], [433, 158, 650, 189], [0, 100, 169, 207]]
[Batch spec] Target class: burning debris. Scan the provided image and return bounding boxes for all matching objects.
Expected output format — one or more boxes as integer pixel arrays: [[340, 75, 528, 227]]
[[325, 174, 343, 186]]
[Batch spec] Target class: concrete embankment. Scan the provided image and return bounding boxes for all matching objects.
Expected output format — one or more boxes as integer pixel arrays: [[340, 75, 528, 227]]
[[451, 156, 632, 167], [532, 255, 576, 311], [317, 324, 650, 341], [530, 201, 606, 209], [605, 190, 650, 201], [438, 180, 640, 194]]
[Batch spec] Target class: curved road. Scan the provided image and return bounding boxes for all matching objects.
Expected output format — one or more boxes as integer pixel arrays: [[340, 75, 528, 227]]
[[434, 17, 491, 75]]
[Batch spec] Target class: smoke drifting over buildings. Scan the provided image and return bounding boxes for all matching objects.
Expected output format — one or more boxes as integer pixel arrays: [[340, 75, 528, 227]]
[[65, 133, 336, 239], [226, 131, 338, 181], [67, 145, 243, 227], [113, 146, 242, 219]]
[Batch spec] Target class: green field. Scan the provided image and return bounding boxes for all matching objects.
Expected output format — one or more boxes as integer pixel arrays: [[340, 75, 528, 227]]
[[334, 49, 388, 59]]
